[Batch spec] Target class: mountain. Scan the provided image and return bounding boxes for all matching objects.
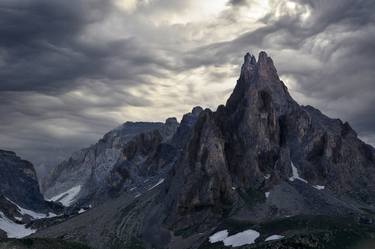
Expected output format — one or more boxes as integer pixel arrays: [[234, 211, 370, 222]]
[[33, 51, 375, 249], [0, 150, 62, 239], [42, 115, 196, 208]]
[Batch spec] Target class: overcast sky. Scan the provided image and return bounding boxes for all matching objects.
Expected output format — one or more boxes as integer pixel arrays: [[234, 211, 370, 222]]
[[1, 0, 374, 175]]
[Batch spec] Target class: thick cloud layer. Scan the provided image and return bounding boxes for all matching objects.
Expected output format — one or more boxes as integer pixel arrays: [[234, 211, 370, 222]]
[[0, 0, 374, 177]]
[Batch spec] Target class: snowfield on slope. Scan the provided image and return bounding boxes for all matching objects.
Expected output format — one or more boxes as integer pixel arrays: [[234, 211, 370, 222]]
[[209, 229, 260, 247], [0, 212, 36, 238], [209, 230, 229, 243], [48, 185, 82, 206]]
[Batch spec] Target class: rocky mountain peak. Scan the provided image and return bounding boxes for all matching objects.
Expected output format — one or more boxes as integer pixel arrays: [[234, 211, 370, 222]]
[[160, 51, 375, 234], [192, 106, 203, 116], [227, 51, 294, 117], [256, 51, 279, 81], [240, 52, 257, 83]]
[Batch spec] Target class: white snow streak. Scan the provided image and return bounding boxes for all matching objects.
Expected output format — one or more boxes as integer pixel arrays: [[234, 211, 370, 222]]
[[289, 162, 308, 183], [265, 192, 270, 198], [313, 185, 325, 190], [265, 234, 284, 241], [49, 185, 81, 207], [5, 197, 51, 220], [148, 179, 165, 190]]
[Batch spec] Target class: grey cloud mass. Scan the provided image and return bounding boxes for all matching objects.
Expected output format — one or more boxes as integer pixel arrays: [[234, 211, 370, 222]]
[[0, 0, 374, 178]]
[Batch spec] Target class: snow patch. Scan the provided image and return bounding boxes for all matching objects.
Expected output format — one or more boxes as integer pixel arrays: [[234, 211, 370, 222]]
[[223, 229, 260, 247], [265, 234, 284, 241], [313, 185, 325, 190], [78, 208, 86, 214], [14, 216, 22, 221], [289, 162, 308, 183], [148, 179, 165, 190], [49, 185, 81, 207], [209, 230, 228, 243], [264, 174, 271, 180], [47, 212, 58, 218], [0, 212, 36, 238], [265, 192, 270, 198], [209, 229, 260, 247]]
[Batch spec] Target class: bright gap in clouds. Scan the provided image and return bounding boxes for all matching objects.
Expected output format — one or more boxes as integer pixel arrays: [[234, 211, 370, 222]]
[[114, 0, 138, 13]]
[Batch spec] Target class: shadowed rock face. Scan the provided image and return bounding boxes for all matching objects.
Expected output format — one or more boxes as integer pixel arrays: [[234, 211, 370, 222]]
[[0, 150, 53, 211], [33, 52, 375, 249]]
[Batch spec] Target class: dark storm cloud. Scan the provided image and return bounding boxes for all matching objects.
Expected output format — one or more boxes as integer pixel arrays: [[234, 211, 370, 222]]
[[0, 0, 176, 93], [0, 0, 107, 92]]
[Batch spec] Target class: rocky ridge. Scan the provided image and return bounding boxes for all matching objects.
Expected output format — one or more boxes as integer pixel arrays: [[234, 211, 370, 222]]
[[42, 108, 203, 208]]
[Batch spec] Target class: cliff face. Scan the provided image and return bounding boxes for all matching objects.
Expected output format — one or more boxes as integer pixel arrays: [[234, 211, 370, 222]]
[[33, 52, 375, 249], [0, 150, 45, 211]]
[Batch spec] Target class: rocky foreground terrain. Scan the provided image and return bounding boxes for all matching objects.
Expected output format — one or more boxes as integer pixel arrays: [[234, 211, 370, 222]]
[[1, 51, 375, 249]]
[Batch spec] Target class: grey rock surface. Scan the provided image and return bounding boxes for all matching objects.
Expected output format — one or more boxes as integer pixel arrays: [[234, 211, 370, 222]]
[[42, 119, 179, 207]]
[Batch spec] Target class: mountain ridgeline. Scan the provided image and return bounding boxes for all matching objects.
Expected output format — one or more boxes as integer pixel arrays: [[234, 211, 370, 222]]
[[3, 51, 375, 249]]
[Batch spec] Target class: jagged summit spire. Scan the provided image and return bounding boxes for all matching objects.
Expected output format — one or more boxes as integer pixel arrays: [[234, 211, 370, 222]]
[[240, 52, 257, 81], [243, 52, 256, 65], [256, 51, 278, 81], [241, 51, 278, 80], [227, 51, 294, 115]]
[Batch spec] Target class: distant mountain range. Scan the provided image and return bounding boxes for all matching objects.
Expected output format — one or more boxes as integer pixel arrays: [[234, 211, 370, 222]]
[[1, 51, 375, 249]]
